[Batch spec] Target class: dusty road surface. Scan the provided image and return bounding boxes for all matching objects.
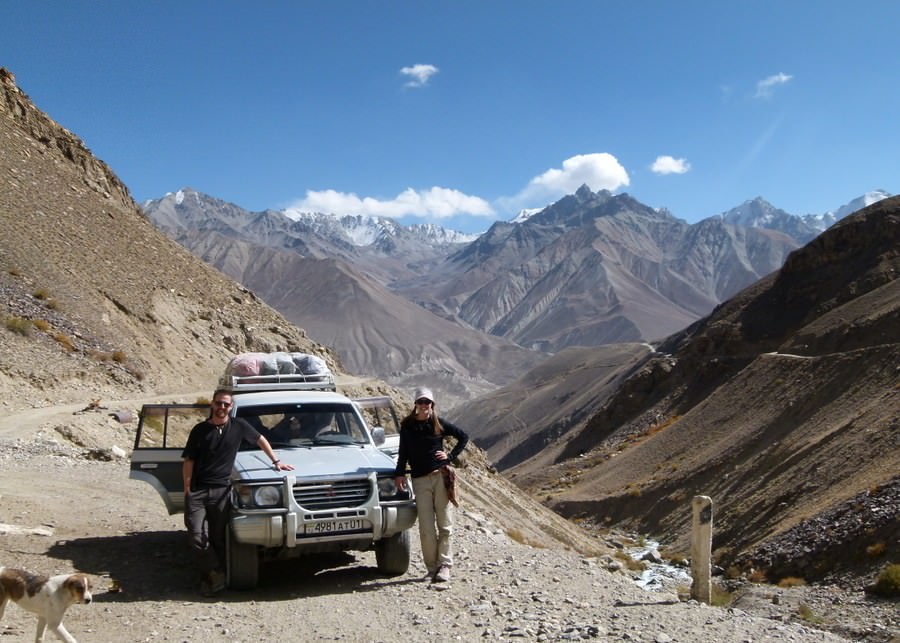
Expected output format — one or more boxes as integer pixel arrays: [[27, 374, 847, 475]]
[[0, 399, 890, 642]]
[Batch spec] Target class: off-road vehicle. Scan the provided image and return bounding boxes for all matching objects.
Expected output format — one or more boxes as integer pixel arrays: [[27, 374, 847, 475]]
[[129, 354, 415, 589]]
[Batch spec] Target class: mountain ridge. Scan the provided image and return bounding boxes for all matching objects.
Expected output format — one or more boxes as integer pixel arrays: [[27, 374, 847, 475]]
[[455, 197, 899, 585]]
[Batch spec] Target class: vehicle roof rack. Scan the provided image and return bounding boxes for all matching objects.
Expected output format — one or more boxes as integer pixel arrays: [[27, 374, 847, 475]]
[[219, 372, 337, 393]]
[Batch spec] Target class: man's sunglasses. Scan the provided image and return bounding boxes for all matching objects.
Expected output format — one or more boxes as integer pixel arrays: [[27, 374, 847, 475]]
[[212, 400, 232, 407]]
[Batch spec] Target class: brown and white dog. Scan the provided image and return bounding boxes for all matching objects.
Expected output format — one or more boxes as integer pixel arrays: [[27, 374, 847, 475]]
[[0, 566, 92, 643]]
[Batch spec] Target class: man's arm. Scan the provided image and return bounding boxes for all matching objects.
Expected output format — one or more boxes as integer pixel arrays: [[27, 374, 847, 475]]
[[182, 458, 194, 493], [256, 435, 295, 471]]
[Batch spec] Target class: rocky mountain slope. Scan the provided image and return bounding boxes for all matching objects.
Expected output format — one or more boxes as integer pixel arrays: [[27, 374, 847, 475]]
[[458, 197, 899, 589], [0, 69, 341, 409], [405, 186, 801, 352]]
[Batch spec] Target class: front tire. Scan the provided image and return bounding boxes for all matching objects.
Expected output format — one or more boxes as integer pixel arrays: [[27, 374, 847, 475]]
[[227, 526, 259, 590], [375, 529, 411, 576]]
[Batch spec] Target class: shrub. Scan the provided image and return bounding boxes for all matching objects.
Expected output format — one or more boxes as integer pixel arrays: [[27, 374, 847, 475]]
[[53, 332, 75, 352], [710, 584, 734, 607], [747, 568, 768, 583], [5, 316, 31, 336], [8, 266, 21, 276], [797, 603, 825, 624], [32, 319, 50, 332], [868, 563, 900, 597], [506, 528, 527, 544], [777, 576, 807, 588], [32, 288, 50, 300], [866, 541, 886, 558], [613, 550, 646, 572], [111, 350, 126, 363]]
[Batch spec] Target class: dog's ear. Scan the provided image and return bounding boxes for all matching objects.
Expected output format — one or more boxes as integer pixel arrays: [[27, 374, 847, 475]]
[[64, 574, 91, 600]]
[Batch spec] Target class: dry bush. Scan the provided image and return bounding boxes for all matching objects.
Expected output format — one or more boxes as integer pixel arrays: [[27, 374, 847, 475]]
[[868, 563, 900, 597], [53, 332, 75, 352], [32, 287, 50, 300], [866, 541, 886, 557], [613, 550, 646, 572], [5, 316, 31, 336], [747, 568, 768, 583], [777, 576, 807, 588], [710, 583, 734, 607], [797, 603, 826, 624], [33, 319, 50, 331]]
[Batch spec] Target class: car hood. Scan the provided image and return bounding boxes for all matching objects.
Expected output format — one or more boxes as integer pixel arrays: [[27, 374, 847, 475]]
[[233, 445, 396, 482]]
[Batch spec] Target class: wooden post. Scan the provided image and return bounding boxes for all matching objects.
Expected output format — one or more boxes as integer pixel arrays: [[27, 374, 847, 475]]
[[690, 495, 713, 603]]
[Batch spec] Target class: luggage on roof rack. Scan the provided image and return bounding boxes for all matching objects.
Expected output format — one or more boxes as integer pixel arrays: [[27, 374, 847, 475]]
[[219, 352, 336, 392]]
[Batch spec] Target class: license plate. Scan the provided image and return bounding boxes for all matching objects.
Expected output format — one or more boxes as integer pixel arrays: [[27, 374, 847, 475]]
[[304, 518, 370, 534]]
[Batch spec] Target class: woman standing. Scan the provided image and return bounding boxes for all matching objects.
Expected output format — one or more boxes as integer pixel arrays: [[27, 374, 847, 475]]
[[393, 387, 469, 583]]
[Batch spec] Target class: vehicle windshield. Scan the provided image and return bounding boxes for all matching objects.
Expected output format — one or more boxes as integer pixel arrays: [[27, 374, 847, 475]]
[[235, 402, 369, 449]]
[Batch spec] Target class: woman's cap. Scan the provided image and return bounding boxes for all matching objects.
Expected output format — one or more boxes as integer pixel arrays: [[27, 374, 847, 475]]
[[413, 387, 434, 404]]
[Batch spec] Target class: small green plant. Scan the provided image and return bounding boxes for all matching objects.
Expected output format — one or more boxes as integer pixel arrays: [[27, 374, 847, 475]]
[[868, 563, 900, 597], [5, 316, 31, 336]]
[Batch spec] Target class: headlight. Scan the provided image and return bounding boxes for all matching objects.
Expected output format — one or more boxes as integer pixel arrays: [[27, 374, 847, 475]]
[[377, 476, 410, 501], [254, 485, 282, 507], [235, 484, 282, 508]]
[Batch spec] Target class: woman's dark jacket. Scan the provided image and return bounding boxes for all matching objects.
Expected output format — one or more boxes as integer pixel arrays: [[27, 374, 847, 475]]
[[394, 416, 468, 479]]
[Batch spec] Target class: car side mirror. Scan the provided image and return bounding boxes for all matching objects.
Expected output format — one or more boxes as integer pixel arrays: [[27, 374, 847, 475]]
[[371, 426, 386, 446]]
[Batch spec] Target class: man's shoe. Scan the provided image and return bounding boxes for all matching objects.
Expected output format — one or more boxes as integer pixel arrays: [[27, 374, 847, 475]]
[[209, 570, 227, 593], [432, 565, 451, 583]]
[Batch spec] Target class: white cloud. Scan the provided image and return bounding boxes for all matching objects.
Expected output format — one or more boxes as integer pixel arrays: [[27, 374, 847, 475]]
[[288, 186, 494, 220], [755, 72, 793, 99], [400, 64, 439, 88], [507, 153, 629, 207], [651, 155, 691, 175]]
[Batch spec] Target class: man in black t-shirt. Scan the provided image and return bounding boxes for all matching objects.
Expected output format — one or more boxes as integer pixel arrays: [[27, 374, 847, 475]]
[[181, 388, 293, 595]]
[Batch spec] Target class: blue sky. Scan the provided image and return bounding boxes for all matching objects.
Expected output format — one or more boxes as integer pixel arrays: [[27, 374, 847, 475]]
[[3, 1, 897, 233]]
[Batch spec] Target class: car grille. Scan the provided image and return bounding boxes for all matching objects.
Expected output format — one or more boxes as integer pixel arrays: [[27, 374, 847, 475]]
[[292, 479, 372, 510]]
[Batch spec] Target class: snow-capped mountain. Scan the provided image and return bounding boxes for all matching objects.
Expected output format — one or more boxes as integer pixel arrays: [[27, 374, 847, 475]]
[[827, 189, 891, 222], [714, 191, 892, 243], [283, 209, 478, 247]]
